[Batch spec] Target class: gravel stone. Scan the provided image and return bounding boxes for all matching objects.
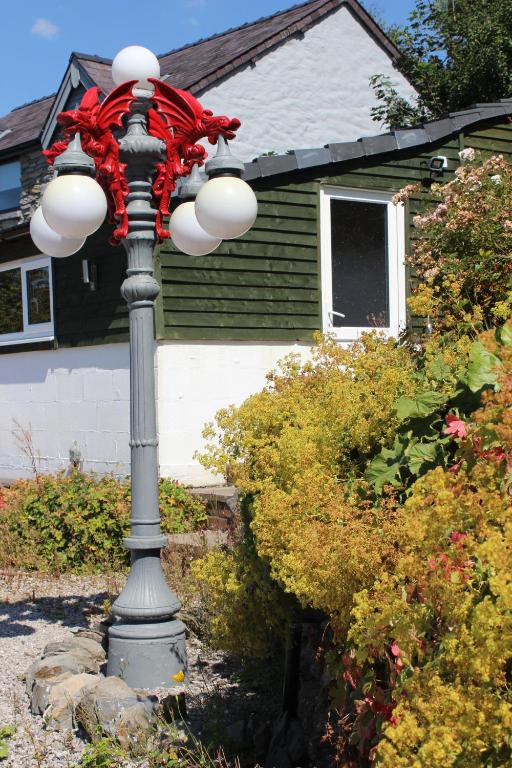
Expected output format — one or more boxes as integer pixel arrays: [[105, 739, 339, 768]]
[[0, 571, 279, 767]]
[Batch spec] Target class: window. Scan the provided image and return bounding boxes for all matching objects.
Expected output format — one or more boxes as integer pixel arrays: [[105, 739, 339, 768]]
[[0, 256, 54, 344], [320, 187, 406, 341], [0, 160, 21, 212]]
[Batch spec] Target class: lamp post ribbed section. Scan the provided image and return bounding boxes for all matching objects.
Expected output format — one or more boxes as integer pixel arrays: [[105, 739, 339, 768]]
[[106, 104, 187, 688]]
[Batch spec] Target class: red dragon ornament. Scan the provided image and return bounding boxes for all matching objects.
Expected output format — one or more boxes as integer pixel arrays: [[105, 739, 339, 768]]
[[44, 79, 241, 244]]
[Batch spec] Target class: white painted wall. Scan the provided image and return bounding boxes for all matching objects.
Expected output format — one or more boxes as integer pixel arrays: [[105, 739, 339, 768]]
[[198, 5, 417, 161], [0, 340, 313, 486], [0, 344, 130, 481], [156, 341, 311, 485]]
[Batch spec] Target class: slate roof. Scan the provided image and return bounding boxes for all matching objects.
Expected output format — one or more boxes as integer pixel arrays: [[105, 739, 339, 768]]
[[242, 100, 512, 180], [74, 0, 399, 97], [0, 94, 55, 155], [0, 0, 399, 158]]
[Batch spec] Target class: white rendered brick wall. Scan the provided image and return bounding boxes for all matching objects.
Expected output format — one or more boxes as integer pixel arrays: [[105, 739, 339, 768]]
[[198, 5, 417, 161], [156, 341, 311, 486], [0, 344, 130, 481]]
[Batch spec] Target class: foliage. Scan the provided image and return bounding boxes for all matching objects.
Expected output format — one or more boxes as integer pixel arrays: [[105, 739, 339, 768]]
[[403, 154, 512, 339], [194, 316, 512, 764], [342, 357, 512, 765], [195, 334, 427, 648], [193, 497, 293, 657], [0, 472, 206, 572], [0, 726, 16, 762], [200, 333, 420, 493], [74, 719, 241, 768], [365, 325, 508, 493], [371, 0, 512, 127]]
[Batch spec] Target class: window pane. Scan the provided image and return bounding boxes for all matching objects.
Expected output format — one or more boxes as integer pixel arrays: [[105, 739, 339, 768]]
[[0, 268, 23, 334], [0, 161, 21, 211], [330, 198, 389, 328], [26, 267, 51, 325]]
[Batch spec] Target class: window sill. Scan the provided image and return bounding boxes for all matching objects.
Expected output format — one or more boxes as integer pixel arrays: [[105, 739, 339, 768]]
[[0, 336, 55, 354]]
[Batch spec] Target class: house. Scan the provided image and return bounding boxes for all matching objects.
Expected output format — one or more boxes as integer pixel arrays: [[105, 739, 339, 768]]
[[4, 2, 508, 485]]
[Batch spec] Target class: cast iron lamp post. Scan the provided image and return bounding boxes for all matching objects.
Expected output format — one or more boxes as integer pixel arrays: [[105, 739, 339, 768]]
[[29, 45, 257, 688]]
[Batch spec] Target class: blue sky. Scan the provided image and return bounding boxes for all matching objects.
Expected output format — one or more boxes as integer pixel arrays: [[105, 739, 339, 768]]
[[1, 0, 416, 117]]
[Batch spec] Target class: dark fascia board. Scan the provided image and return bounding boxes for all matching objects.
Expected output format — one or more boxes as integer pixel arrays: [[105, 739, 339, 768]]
[[243, 104, 512, 182], [0, 139, 40, 163], [40, 57, 97, 149]]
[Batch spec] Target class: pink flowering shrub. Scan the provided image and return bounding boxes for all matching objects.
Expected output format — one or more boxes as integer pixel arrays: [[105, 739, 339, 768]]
[[403, 154, 512, 338]]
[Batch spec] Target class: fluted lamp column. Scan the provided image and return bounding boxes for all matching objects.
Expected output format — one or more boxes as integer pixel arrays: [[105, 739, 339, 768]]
[[31, 44, 258, 689], [107, 103, 186, 687]]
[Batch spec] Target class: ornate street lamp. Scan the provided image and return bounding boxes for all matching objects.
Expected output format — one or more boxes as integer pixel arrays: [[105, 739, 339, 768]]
[[30, 46, 257, 688]]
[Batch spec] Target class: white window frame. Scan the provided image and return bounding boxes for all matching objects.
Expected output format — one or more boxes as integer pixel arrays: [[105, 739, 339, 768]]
[[0, 160, 22, 213], [320, 186, 406, 342], [0, 255, 54, 345]]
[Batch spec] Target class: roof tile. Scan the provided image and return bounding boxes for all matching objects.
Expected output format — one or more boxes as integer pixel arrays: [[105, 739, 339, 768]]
[[0, 95, 54, 154], [327, 141, 365, 162]]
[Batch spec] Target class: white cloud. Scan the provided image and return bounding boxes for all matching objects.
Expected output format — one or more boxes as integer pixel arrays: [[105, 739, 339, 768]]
[[188, 16, 200, 26], [31, 18, 59, 39]]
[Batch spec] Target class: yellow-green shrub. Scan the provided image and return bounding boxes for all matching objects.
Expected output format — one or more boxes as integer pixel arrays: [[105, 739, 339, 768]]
[[341, 345, 512, 767], [200, 333, 420, 494], [195, 334, 420, 649], [194, 325, 512, 765], [0, 472, 206, 572]]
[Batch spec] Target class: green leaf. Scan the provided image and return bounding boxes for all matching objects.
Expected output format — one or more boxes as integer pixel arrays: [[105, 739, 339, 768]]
[[395, 391, 446, 420], [0, 743, 8, 761], [427, 354, 451, 382], [365, 448, 404, 492], [467, 341, 500, 393], [406, 441, 438, 475], [496, 323, 512, 348]]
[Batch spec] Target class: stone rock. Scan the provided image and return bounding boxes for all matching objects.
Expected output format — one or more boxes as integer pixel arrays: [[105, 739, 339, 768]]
[[44, 673, 100, 731], [72, 620, 110, 651], [115, 702, 153, 750], [43, 636, 106, 663], [77, 675, 157, 740], [31, 672, 73, 716], [286, 717, 307, 764], [265, 712, 307, 768], [26, 651, 100, 714]]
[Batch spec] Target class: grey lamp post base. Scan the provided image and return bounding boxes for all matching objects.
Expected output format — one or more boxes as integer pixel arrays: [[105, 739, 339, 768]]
[[105, 101, 188, 688], [107, 620, 187, 688]]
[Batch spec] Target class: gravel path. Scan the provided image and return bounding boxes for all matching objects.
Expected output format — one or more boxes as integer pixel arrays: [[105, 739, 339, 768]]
[[0, 572, 272, 768], [0, 572, 116, 767]]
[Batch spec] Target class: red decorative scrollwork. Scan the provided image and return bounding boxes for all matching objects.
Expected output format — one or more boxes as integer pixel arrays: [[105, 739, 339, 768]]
[[147, 79, 241, 241], [44, 83, 136, 244], [44, 78, 241, 244]]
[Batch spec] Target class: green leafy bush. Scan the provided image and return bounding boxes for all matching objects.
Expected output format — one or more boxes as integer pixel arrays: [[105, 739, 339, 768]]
[[193, 323, 512, 766], [404, 154, 512, 339], [0, 472, 206, 572]]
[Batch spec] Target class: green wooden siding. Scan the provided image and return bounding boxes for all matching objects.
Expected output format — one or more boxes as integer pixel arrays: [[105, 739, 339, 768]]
[[157, 184, 321, 341], [157, 136, 462, 341], [5, 115, 512, 350], [53, 224, 128, 347]]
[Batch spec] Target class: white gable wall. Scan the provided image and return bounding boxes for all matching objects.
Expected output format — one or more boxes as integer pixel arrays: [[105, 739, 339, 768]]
[[198, 5, 417, 160]]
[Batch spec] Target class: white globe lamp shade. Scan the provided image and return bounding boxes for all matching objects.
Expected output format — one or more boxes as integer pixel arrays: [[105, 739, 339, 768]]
[[42, 175, 108, 239], [30, 206, 85, 258], [170, 201, 222, 256], [112, 46, 160, 92], [195, 176, 258, 239]]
